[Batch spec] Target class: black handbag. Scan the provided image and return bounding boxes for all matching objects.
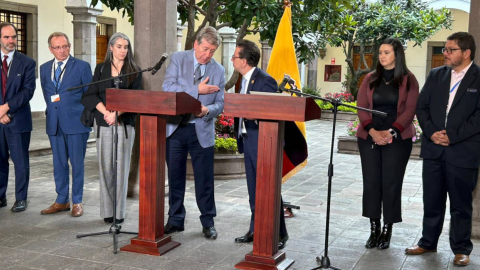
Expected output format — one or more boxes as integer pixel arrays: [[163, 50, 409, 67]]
[[80, 107, 95, 127]]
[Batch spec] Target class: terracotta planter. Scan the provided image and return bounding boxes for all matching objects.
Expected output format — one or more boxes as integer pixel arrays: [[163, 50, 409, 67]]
[[337, 135, 421, 159], [320, 111, 357, 122], [187, 153, 246, 180]]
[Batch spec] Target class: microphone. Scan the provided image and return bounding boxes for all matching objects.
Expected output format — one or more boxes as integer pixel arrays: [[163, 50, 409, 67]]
[[151, 53, 169, 75], [278, 74, 291, 90]]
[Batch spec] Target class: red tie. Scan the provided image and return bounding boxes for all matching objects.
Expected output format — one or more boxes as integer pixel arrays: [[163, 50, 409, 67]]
[[2, 55, 8, 101]]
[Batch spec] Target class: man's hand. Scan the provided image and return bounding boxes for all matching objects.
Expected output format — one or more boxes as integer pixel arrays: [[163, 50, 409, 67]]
[[196, 105, 209, 117], [430, 130, 449, 146], [0, 103, 9, 119], [0, 114, 10, 125], [198, 77, 220, 95]]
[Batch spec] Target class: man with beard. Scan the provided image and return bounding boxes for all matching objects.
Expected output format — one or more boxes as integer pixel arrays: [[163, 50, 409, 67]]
[[406, 32, 480, 266], [0, 22, 36, 212]]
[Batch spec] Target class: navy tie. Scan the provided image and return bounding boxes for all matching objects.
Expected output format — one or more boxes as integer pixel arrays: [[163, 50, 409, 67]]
[[53, 61, 63, 89]]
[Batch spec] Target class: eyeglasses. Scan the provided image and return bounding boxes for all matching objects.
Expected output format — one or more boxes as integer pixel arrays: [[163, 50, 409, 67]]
[[442, 47, 461, 54], [231, 55, 243, 60], [51, 45, 70, 51]]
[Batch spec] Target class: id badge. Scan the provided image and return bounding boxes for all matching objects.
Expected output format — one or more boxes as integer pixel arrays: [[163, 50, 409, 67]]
[[51, 94, 60, 102]]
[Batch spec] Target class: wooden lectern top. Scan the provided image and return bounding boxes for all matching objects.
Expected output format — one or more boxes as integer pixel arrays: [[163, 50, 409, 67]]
[[223, 93, 321, 122], [105, 89, 201, 116]]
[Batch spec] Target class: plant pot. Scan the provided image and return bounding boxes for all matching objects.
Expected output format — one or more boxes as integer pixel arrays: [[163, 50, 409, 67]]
[[186, 153, 246, 180], [321, 111, 357, 121]]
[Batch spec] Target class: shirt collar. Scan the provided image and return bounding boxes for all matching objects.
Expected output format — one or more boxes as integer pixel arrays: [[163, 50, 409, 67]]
[[452, 61, 473, 78], [55, 55, 70, 67], [243, 67, 256, 84], [1, 50, 15, 64]]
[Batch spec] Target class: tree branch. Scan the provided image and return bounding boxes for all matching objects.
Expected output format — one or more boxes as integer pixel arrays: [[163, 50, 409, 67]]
[[178, 0, 206, 16], [216, 22, 231, 29]]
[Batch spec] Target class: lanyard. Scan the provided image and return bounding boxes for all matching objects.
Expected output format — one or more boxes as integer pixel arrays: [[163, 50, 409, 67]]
[[53, 61, 66, 93], [450, 79, 462, 93]]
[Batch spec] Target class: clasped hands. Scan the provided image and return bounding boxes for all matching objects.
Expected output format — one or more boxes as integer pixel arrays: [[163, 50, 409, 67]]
[[430, 130, 449, 146], [369, 129, 393, 146], [0, 104, 10, 125], [104, 111, 118, 126]]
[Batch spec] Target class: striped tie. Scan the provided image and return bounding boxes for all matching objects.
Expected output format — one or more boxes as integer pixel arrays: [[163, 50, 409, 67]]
[[53, 61, 63, 89]]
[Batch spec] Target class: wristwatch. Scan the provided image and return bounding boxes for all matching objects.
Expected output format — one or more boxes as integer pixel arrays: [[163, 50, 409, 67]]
[[388, 128, 397, 138]]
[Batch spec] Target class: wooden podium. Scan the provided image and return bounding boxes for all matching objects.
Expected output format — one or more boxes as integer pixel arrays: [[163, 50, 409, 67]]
[[224, 93, 321, 270], [105, 89, 201, 256]]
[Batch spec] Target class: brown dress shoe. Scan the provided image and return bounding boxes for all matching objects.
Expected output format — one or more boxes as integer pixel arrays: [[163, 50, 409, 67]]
[[40, 202, 70, 215], [453, 254, 469, 266], [405, 245, 437, 255], [72, 203, 83, 217]]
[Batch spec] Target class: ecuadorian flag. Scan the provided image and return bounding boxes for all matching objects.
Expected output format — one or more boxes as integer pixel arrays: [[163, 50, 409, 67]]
[[266, 6, 308, 183]]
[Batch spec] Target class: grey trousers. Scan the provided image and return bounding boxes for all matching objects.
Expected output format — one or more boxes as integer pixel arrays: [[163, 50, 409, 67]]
[[96, 124, 134, 219]]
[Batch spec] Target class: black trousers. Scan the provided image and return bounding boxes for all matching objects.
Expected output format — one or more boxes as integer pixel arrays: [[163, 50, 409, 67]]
[[358, 135, 412, 223], [417, 154, 478, 255]]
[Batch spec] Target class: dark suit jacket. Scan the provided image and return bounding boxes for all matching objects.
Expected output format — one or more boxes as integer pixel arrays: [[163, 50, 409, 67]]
[[357, 72, 419, 140], [40, 56, 92, 135], [81, 61, 142, 127], [0, 51, 36, 133], [234, 68, 278, 153], [416, 63, 480, 169]]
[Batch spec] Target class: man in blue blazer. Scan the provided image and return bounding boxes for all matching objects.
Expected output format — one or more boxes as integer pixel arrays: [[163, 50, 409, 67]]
[[406, 32, 480, 266], [162, 26, 224, 239], [0, 23, 36, 212], [231, 40, 289, 249], [39, 32, 92, 217]]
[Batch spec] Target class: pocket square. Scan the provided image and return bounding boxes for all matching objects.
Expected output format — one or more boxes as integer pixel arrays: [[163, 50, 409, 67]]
[[467, 88, 478, 93], [16, 74, 21, 77]]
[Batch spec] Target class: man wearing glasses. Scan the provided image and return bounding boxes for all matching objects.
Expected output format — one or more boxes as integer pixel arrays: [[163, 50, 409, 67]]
[[406, 32, 480, 266], [0, 22, 36, 212], [162, 26, 224, 240], [39, 32, 92, 217]]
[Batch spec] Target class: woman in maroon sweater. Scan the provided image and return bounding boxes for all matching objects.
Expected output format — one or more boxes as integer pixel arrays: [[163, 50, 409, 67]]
[[356, 38, 419, 250]]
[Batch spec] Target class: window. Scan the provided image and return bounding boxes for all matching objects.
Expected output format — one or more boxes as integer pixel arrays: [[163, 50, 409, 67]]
[[0, 10, 27, 54]]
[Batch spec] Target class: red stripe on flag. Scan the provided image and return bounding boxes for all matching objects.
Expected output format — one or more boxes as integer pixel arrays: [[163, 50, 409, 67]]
[[282, 151, 295, 177]]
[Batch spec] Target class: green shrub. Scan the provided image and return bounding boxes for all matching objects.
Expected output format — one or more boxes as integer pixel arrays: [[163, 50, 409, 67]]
[[301, 86, 321, 97], [214, 137, 238, 154]]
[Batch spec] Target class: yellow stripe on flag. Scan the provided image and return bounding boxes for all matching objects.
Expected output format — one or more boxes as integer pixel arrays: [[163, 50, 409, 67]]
[[266, 6, 307, 183]]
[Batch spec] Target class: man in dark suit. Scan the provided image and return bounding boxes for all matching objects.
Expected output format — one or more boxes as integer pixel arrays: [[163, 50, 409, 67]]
[[232, 40, 288, 249], [162, 26, 224, 239], [406, 32, 480, 266], [0, 22, 36, 212], [39, 32, 92, 217]]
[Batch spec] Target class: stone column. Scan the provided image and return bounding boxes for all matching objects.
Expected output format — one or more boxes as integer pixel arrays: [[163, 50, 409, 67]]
[[135, 0, 177, 91], [219, 27, 237, 92], [177, 22, 186, 52], [260, 40, 272, 70], [65, 1, 103, 72], [469, 0, 480, 239], [307, 56, 318, 89]]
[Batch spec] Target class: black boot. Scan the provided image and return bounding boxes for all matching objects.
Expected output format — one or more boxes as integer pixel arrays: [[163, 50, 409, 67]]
[[377, 223, 392, 250], [365, 219, 381, 249]]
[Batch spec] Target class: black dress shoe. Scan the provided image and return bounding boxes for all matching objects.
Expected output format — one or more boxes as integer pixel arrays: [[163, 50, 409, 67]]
[[164, 223, 184, 234], [0, 197, 6, 208], [235, 231, 254, 243], [278, 234, 289, 250], [104, 217, 113, 223], [115, 218, 124, 224], [377, 223, 393, 250], [203, 226, 217, 239], [11, 200, 27, 212]]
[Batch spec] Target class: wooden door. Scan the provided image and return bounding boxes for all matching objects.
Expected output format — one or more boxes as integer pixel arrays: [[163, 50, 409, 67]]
[[353, 53, 373, 88], [96, 23, 108, 64]]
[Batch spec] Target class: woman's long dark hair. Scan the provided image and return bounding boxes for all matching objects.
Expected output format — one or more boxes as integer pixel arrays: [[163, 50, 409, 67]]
[[369, 38, 411, 90]]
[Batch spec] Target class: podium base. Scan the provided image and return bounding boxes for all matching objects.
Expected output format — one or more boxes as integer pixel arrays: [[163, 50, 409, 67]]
[[120, 235, 180, 256], [235, 251, 294, 270]]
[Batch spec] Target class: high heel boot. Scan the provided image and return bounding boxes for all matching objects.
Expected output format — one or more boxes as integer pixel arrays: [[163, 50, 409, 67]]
[[365, 219, 381, 249], [377, 223, 393, 249]]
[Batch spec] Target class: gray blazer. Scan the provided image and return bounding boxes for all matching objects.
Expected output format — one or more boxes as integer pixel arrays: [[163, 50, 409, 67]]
[[163, 50, 225, 148]]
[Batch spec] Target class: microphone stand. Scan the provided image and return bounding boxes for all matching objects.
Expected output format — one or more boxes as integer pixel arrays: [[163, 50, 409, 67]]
[[278, 83, 386, 270], [72, 66, 158, 254]]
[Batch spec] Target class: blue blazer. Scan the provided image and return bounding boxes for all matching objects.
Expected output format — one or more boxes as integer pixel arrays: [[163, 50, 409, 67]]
[[40, 56, 92, 135], [233, 68, 278, 153], [0, 51, 36, 133], [163, 50, 225, 148]]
